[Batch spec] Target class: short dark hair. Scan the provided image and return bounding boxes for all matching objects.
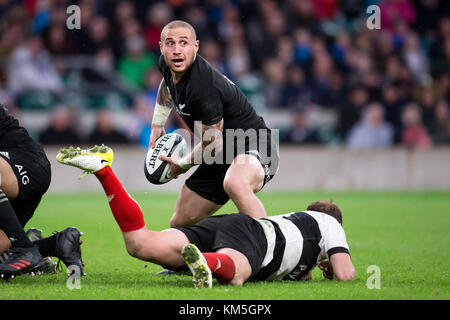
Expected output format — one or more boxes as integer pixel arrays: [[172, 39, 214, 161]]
[[307, 200, 343, 225], [160, 20, 197, 41]]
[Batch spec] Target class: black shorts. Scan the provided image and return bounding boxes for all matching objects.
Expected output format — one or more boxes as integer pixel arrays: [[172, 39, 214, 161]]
[[0, 144, 51, 226], [176, 213, 267, 277], [185, 130, 279, 205]]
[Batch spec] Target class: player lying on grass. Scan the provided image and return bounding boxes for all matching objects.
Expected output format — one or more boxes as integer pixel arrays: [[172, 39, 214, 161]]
[[56, 146, 355, 288], [0, 105, 84, 278]]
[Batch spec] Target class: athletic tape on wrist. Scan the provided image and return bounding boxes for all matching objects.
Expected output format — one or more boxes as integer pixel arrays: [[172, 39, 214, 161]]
[[152, 102, 172, 126], [178, 156, 194, 170]]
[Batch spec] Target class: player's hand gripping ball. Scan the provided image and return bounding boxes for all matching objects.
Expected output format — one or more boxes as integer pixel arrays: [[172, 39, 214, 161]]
[[144, 133, 187, 184]]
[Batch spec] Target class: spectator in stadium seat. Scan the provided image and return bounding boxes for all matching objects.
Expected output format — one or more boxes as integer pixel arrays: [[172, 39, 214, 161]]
[[7, 35, 63, 95], [346, 102, 394, 149], [380, 0, 417, 32], [436, 73, 450, 102], [88, 109, 129, 145], [339, 86, 370, 139], [144, 2, 174, 53], [403, 32, 430, 85], [282, 64, 310, 109], [125, 95, 153, 146], [182, 5, 211, 41], [39, 107, 81, 145], [288, 0, 318, 30], [431, 100, 450, 145], [276, 35, 295, 66], [224, 26, 252, 81], [0, 21, 25, 57], [113, 0, 136, 29], [41, 24, 78, 55], [263, 58, 287, 108], [417, 85, 439, 132], [283, 110, 319, 144], [118, 35, 157, 89], [312, 0, 339, 21], [143, 68, 162, 107], [83, 15, 113, 55], [199, 38, 226, 75], [293, 28, 313, 65], [309, 52, 335, 107], [381, 82, 405, 143], [400, 103, 432, 148]]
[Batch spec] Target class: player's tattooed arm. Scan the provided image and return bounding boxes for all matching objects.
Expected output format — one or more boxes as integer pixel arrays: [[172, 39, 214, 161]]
[[201, 120, 224, 155], [182, 119, 224, 167], [150, 79, 175, 147], [156, 79, 175, 109]]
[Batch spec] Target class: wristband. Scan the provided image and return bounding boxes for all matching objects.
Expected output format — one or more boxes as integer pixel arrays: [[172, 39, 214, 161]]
[[178, 156, 194, 170], [152, 102, 172, 126]]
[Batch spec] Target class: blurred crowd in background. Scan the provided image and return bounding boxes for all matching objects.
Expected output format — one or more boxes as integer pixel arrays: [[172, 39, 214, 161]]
[[0, 0, 449, 149]]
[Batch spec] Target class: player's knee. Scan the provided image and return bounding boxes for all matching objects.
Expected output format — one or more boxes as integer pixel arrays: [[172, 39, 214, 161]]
[[126, 239, 160, 262], [169, 214, 180, 228], [124, 236, 150, 260], [170, 211, 198, 227], [125, 239, 140, 258], [223, 177, 251, 198]]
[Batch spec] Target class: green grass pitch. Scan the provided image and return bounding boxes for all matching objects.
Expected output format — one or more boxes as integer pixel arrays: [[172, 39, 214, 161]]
[[0, 191, 449, 300]]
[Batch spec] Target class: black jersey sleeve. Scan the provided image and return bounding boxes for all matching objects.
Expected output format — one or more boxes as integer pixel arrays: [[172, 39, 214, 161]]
[[190, 88, 223, 126]]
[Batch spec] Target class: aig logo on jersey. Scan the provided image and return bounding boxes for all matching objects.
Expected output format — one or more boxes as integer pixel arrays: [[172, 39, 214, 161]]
[[15, 164, 30, 185]]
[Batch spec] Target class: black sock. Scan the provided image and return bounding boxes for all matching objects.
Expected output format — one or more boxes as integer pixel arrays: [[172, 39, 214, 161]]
[[0, 189, 33, 248], [33, 234, 57, 257]]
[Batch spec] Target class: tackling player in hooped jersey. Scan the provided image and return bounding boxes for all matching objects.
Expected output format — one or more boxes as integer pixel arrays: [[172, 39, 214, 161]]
[[149, 20, 279, 228], [57, 146, 355, 288]]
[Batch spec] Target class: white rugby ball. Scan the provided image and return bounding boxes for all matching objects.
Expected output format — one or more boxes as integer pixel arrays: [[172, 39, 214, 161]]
[[144, 133, 187, 184]]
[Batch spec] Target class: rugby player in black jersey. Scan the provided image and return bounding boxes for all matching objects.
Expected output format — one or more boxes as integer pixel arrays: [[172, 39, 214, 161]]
[[57, 147, 355, 288], [149, 20, 279, 227], [0, 105, 84, 277]]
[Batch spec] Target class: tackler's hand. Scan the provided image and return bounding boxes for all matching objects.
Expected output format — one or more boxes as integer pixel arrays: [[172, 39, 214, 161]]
[[318, 260, 334, 280]]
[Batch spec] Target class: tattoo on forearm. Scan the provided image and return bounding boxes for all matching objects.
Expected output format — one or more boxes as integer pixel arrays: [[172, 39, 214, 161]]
[[202, 120, 224, 156], [157, 80, 175, 108]]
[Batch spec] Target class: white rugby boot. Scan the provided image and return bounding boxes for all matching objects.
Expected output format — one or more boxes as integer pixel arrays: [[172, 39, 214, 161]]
[[182, 244, 213, 289], [56, 145, 114, 179]]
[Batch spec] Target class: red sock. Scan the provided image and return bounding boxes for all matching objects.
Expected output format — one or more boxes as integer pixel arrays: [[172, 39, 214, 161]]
[[94, 166, 145, 232], [203, 252, 236, 284]]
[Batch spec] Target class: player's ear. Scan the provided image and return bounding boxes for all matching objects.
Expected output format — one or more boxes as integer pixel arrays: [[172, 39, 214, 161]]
[[159, 41, 163, 53], [194, 40, 199, 54]]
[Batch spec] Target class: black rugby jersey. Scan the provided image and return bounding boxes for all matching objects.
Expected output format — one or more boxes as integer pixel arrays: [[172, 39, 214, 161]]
[[0, 105, 19, 139], [0, 105, 43, 151], [252, 211, 350, 281], [159, 54, 268, 134]]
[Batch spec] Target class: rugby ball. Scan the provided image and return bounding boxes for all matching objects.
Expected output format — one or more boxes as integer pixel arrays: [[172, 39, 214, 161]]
[[144, 133, 187, 184]]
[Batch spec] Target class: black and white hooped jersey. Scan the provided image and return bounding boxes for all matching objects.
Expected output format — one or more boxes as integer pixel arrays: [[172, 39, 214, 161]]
[[252, 211, 350, 281]]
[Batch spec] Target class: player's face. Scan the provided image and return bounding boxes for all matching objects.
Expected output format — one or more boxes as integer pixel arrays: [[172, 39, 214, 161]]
[[160, 27, 199, 76]]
